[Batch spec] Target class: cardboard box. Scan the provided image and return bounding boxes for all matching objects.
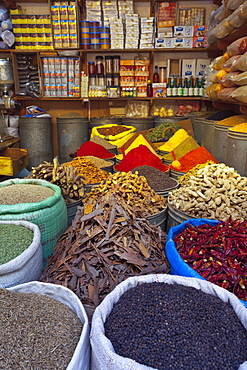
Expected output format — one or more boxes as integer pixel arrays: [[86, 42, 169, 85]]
[[153, 83, 166, 97], [176, 118, 194, 137], [165, 38, 174, 48], [173, 26, 193, 37], [193, 36, 207, 48], [0, 148, 29, 176], [181, 59, 196, 78], [194, 25, 208, 37], [157, 27, 173, 38], [173, 37, 192, 48], [196, 58, 211, 77]]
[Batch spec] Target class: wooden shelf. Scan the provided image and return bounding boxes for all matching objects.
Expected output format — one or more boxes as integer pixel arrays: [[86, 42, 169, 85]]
[[1, 48, 208, 54], [203, 98, 247, 115]]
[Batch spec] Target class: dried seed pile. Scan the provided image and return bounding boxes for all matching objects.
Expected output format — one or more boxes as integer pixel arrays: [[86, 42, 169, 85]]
[[216, 114, 247, 126], [41, 196, 168, 312], [97, 125, 129, 136], [132, 165, 178, 192], [146, 121, 181, 142], [0, 184, 54, 205], [178, 160, 215, 184], [0, 288, 83, 369], [83, 156, 113, 168], [105, 282, 247, 370], [90, 135, 117, 150], [169, 163, 247, 221], [65, 157, 109, 184], [27, 159, 86, 202], [0, 224, 33, 264], [85, 172, 167, 218]]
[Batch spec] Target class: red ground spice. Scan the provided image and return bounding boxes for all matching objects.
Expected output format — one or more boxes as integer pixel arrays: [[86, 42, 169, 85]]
[[76, 141, 115, 159], [170, 146, 218, 172], [115, 145, 169, 172]]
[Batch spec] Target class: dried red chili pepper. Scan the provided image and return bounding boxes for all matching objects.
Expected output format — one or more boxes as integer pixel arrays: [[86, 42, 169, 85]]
[[174, 218, 247, 301]]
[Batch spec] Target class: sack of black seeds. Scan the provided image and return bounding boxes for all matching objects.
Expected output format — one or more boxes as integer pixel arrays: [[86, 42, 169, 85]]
[[0, 220, 42, 288], [90, 274, 247, 370]]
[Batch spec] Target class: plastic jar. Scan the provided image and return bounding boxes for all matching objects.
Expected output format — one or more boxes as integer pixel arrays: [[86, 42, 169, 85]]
[[97, 74, 105, 86], [80, 32, 90, 39], [105, 55, 113, 74], [113, 73, 120, 86], [90, 27, 100, 34], [88, 61, 95, 75], [80, 20, 90, 33], [100, 27, 110, 38], [101, 42, 110, 49], [113, 55, 120, 74], [100, 37, 110, 43], [95, 56, 104, 74], [89, 74, 96, 86], [91, 35, 100, 43], [80, 37, 90, 44], [81, 43, 91, 49], [91, 43, 101, 49], [90, 21, 100, 27], [106, 73, 113, 86]]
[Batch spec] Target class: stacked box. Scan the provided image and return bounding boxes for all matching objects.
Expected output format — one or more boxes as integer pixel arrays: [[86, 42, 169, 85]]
[[41, 57, 80, 97], [156, 2, 176, 28], [110, 18, 124, 48], [140, 17, 155, 49], [51, 2, 78, 48], [81, 72, 88, 98], [135, 60, 150, 97], [102, 0, 118, 27], [12, 14, 53, 49], [86, 0, 101, 24], [178, 7, 205, 26], [125, 14, 139, 49], [118, 0, 134, 20]]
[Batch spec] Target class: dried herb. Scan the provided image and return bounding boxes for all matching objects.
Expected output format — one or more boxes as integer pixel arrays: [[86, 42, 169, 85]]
[[41, 196, 168, 315]]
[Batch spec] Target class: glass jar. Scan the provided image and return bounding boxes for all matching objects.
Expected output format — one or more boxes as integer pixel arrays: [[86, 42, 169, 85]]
[[113, 73, 120, 86], [112, 55, 120, 74], [106, 73, 113, 86], [97, 73, 105, 86], [105, 56, 113, 74], [88, 61, 95, 75], [89, 74, 96, 86], [95, 56, 104, 74]]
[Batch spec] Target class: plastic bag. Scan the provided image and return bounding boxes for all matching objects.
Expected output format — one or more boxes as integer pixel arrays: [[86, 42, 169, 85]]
[[231, 70, 247, 85], [231, 85, 247, 102], [214, 4, 233, 21], [165, 218, 247, 309], [227, 36, 247, 56], [234, 51, 247, 71], [227, 0, 245, 10], [211, 18, 234, 40], [91, 124, 136, 148], [91, 273, 247, 370], [217, 87, 237, 100], [0, 4, 9, 22], [222, 55, 242, 71], [1, 18, 12, 30], [220, 71, 239, 86], [1, 30, 15, 47], [213, 53, 231, 70], [228, 6, 247, 28], [209, 69, 227, 83], [205, 83, 224, 99]]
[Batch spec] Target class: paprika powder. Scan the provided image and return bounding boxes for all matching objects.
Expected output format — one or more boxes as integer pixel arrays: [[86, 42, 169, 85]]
[[76, 141, 115, 159], [171, 147, 218, 172]]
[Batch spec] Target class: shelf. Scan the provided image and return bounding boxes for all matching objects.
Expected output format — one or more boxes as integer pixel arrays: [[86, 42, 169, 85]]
[[1, 48, 208, 54], [203, 98, 247, 115], [15, 96, 202, 101]]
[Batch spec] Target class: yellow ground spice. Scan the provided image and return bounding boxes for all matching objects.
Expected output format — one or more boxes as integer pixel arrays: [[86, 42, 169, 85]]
[[158, 129, 189, 152], [229, 123, 247, 133], [65, 157, 109, 184], [216, 115, 247, 127]]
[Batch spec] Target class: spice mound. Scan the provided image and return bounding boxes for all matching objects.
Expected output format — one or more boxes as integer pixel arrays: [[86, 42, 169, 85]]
[[0, 289, 83, 369], [229, 122, 247, 132], [0, 184, 54, 205], [169, 163, 247, 221], [90, 135, 117, 150], [27, 159, 86, 202], [0, 224, 33, 265], [132, 165, 178, 192], [41, 196, 168, 313], [216, 114, 247, 126], [83, 156, 113, 168], [178, 160, 216, 184], [158, 128, 189, 152], [174, 219, 247, 301], [146, 121, 181, 142], [65, 157, 109, 184], [105, 282, 247, 370], [76, 141, 115, 159], [97, 125, 129, 136], [84, 171, 167, 217]]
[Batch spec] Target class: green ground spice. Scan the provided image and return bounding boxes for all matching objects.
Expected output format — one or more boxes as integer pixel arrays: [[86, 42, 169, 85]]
[[0, 184, 54, 204], [0, 224, 34, 264]]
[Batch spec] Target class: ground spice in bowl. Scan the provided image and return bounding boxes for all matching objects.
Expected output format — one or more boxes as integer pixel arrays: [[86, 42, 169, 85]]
[[170, 147, 218, 173], [76, 141, 115, 159]]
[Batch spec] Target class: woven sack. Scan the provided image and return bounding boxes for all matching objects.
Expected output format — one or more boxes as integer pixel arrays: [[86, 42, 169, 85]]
[[0, 178, 68, 266], [0, 220, 42, 288], [8, 281, 90, 370], [91, 274, 247, 370]]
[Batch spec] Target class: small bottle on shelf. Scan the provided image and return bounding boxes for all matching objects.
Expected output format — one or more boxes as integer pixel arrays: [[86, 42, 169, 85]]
[[153, 66, 159, 83], [166, 78, 172, 97], [188, 77, 194, 97], [146, 80, 153, 97], [177, 77, 184, 97]]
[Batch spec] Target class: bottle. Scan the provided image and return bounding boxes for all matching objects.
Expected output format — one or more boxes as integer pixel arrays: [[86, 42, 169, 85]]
[[166, 78, 172, 97], [188, 77, 194, 97], [178, 77, 184, 97], [147, 80, 153, 97], [153, 66, 160, 83], [184, 78, 189, 96], [172, 77, 178, 97]]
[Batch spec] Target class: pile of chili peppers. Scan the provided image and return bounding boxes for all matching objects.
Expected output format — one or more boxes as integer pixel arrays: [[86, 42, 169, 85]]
[[174, 218, 247, 301]]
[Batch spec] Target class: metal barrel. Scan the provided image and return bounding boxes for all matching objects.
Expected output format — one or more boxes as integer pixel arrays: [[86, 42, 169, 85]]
[[201, 119, 217, 153], [19, 117, 53, 170], [225, 130, 247, 176], [155, 116, 187, 127], [66, 199, 82, 226], [166, 202, 194, 232], [122, 117, 154, 133], [57, 117, 89, 164], [147, 207, 168, 232], [212, 123, 233, 163]]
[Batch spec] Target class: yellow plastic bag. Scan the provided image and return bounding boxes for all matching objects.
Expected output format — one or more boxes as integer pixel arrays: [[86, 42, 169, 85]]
[[91, 124, 136, 148], [205, 83, 224, 99]]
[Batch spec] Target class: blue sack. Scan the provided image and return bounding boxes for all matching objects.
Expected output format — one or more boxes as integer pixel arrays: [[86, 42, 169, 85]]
[[165, 218, 247, 308]]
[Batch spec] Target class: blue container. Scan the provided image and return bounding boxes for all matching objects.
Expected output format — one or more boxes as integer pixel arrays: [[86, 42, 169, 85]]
[[165, 218, 247, 308]]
